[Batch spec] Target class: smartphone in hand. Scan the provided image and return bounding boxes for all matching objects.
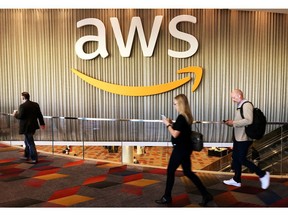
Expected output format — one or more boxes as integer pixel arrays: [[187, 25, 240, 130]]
[[161, 114, 166, 119]]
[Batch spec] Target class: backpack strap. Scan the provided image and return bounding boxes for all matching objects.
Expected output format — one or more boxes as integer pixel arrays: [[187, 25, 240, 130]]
[[239, 101, 253, 119]]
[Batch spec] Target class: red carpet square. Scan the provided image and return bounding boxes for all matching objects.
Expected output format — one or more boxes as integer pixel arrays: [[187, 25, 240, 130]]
[[83, 174, 107, 185], [108, 165, 127, 174], [171, 193, 191, 207], [63, 160, 84, 168], [48, 186, 81, 201], [121, 184, 142, 195], [25, 178, 46, 187], [34, 168, 61, 177]]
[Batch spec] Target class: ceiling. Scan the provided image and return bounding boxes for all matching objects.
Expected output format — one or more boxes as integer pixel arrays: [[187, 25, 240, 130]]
[[237, 9, 288, 14]]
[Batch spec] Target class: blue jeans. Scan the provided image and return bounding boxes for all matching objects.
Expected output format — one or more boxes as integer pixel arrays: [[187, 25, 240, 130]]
[[24, 133, 38, 161], [232, 140, 265, 183]]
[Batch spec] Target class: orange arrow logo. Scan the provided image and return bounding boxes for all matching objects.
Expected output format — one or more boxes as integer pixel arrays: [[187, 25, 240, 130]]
[[71, 66, 203, 96]]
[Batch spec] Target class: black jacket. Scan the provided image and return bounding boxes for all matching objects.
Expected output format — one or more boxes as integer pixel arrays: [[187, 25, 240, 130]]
[[15, 100, 45, 134]]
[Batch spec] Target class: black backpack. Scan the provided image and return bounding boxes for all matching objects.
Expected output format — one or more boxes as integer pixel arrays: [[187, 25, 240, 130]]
[[239, 101, 267, 140]]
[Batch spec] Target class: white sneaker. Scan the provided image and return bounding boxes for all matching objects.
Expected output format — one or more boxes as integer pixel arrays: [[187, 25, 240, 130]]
[[223, 178, 241, 187], [260, 171, 270, 189]]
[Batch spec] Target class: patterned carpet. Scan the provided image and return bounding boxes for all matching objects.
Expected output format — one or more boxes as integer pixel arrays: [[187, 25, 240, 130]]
[[1, 143, 288, 209]]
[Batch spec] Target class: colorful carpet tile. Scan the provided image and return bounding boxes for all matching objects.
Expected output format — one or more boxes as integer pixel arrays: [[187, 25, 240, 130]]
[[0, 143, 288, 208], [48, 194, 94, 206]]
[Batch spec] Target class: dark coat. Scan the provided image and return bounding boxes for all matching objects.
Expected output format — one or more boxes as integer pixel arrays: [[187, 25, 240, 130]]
[[15, 100, 45, 134]]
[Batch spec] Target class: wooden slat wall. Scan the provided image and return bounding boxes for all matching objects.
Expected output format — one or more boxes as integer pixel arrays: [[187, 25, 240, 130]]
[[0, 9, 287, 142]]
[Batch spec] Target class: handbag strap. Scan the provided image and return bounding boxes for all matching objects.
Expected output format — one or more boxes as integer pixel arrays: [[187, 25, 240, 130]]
[[192, 122, 200, 133]]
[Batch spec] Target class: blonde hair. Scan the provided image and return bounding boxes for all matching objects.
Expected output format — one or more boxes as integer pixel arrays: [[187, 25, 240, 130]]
[[174, 94, 193, 125]]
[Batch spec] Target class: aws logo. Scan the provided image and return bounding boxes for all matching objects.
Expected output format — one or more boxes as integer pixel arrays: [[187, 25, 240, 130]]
[[73, 15, 203, 96], [72, 66, 202, 96]]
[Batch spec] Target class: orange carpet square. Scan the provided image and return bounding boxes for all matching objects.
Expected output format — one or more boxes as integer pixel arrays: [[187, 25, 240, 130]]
[[48, 195, 94, 206], [125, 179, 159, 187], [34, 173, 68, 180]]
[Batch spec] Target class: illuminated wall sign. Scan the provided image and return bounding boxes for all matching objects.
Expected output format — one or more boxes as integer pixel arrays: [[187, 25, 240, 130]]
[[72, 66, 203, 96], [73, 14, 203, 96], [75, 15, 199, 59]]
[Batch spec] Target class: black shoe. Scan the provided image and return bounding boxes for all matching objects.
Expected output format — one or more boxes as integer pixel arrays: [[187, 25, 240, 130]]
[[199, 193, 213, 207], [155, 196, 172, 204]]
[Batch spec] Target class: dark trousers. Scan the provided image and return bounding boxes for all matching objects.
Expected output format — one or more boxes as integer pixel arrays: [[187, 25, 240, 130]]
[[24, 133, 38, 161], [164, 147, 208, 198], [232, 140, 265, 183]]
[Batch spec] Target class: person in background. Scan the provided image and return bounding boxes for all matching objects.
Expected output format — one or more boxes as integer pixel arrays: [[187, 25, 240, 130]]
[[155, 94, 213, 206], [223, 89, 270, 189], [133, 156, 139, 164], [13, 92, 45, 164]]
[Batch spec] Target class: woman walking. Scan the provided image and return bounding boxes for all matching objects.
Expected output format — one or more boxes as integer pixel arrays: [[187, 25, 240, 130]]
[[155, 94, 213, 206]]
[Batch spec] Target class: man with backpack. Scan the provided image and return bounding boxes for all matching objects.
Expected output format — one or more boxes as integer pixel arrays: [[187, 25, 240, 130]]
[[223, 89, 270, 189]]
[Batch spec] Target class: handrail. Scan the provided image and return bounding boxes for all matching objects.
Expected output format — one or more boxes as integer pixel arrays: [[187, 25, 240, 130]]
[[1, 112, 287, 175], [1, 113, 287, 125]]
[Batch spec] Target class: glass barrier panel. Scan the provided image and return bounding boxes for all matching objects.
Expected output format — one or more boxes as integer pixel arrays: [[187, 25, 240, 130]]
[[35, 117, 54, 155], [0, 114, 11, 142], [1, 113, 287, 177], [82, 119, 121, 163]]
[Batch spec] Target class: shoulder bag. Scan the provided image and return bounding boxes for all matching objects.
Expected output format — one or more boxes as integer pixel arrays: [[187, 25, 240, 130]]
[[191, 127, 204, 152]]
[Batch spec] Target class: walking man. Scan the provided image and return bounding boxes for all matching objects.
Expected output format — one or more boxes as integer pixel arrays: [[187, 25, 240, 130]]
[[223, 89, 270, 189], [13, 92, 45, 164]]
